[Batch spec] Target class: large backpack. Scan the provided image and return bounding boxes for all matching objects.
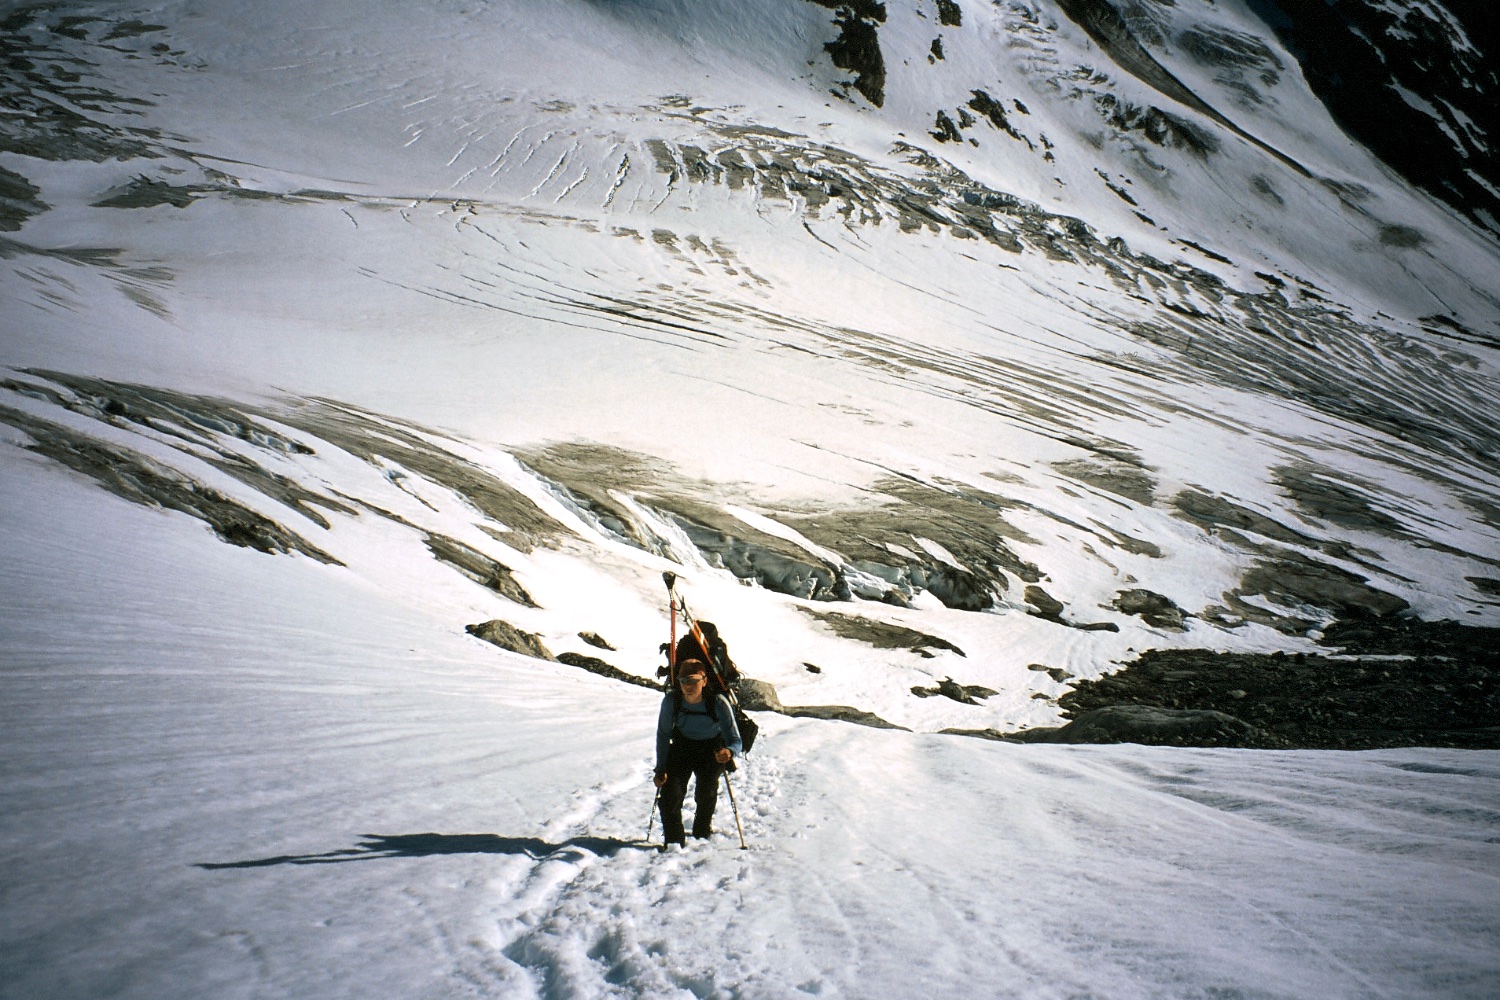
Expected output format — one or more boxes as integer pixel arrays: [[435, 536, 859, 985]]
[[663, 614, 762, 755], [673, 621, 741, 687], [664, 621, 758, 754]]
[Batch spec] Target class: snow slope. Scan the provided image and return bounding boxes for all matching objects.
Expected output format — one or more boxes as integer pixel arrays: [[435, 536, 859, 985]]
[[6, 453, 1499, 999], [3, 0, 1500, 995]]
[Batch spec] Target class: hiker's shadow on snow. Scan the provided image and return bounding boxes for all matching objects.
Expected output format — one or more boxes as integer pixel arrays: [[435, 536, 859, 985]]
[[196, 833, 649, 870]]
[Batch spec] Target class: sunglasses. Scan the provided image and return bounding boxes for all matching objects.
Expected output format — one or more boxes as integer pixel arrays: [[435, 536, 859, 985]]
[[678, 674, 706, 685]]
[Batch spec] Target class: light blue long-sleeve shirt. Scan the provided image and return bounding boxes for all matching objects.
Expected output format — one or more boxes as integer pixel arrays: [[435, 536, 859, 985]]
[[655, 692, 742, 771]]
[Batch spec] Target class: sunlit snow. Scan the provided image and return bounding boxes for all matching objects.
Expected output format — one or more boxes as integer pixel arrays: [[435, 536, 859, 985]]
[[3, 0, 1499, 997]]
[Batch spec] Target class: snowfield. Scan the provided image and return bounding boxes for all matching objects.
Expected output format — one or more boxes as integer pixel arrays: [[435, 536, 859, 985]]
[[5, 457, 1499, 998], [3, 0, 1500, 996]]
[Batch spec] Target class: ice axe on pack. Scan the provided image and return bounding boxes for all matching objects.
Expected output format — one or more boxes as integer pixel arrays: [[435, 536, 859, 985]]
[[663, 571, 678, 686]]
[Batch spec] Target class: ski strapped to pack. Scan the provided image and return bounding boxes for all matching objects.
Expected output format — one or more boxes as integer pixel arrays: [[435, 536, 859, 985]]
[[658, 571, 752, 849], [662, 572, 759, 754]]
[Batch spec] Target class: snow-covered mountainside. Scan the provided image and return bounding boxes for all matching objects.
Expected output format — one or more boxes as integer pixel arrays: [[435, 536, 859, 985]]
[[3, 1, 1499, 996]]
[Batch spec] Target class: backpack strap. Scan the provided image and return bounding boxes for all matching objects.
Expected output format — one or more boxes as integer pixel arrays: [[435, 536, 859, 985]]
[[671, 691, 722, 733]]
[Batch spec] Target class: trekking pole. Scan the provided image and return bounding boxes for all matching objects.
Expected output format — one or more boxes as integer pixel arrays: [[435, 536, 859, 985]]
[[646, 786, 661, 844], [723, 771, 748, 850]]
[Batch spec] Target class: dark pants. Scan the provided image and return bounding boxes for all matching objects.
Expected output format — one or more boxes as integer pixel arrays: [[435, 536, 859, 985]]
[[659, 736, 723, 844]]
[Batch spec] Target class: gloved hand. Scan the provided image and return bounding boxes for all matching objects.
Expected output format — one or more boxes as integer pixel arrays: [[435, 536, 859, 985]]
[[654, 771, 668, 788]]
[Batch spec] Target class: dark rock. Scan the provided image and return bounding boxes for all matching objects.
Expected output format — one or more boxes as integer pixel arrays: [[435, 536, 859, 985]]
[[930, 110, 962, 143], [425, 534, 538, 608], [1111, 589, 1186, 630], [967, 89, 1021, 141], [1028, 663, 1073, 683], [0, 165, 48, 230], [1468, 577, 1500, 598], [93, 174, 200, 209], [1320, 618, 1500, 661], [1052, 456, 1157, 505], [1239, 558, 1407, 621], [1019, 705, 1267, 746], [466, 620, 554, 660], [938, 727, 1013, 741], [802, 608, 965, 657], [736, 677, 783, 712], [1024, 585, 1120, 631], [556, 652, 662, 691], [813, 1, 887, 107], [579, 631, 616, 650], [0, 401, 341, 565], [1024, 585, 1065, 618], [1172, 489, 1311, 545], [1247, 0, 1500, 238], [780, 704, 908, 730], [1171, 490, 1411, 627], [1019, 618, 1500, 749], [911, 677, 998, 704]]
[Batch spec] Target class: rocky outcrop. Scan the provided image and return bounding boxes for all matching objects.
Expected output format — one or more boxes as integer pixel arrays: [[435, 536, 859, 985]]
[[0, 400, 342, 565], [426, 534, 537, 607], [802, 609, 966, 657], [465, 620, 554, 660], [579, 632, 616, 650], [1000, 619, 1500, 749], [1024, 586, 1119, 632], [556, 653, 663, 692], [1110, 589, 1186, 630], [736, 677, 784, 712], [911, 677, 996, 705], [466, 624, 661, 690], [1013, 705, 1267, 747], [780, 704, 908, 730], [811, 1, 887, 107], [1251, 0, 1499, 237], [0, 165, 48, 230]]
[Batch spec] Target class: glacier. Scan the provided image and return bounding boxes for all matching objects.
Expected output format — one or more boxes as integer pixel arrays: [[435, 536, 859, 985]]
[[3, 0, 1499, 996]]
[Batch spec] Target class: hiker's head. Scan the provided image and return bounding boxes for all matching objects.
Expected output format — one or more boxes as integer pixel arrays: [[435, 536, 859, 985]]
[[678, 660, 708, 688]]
